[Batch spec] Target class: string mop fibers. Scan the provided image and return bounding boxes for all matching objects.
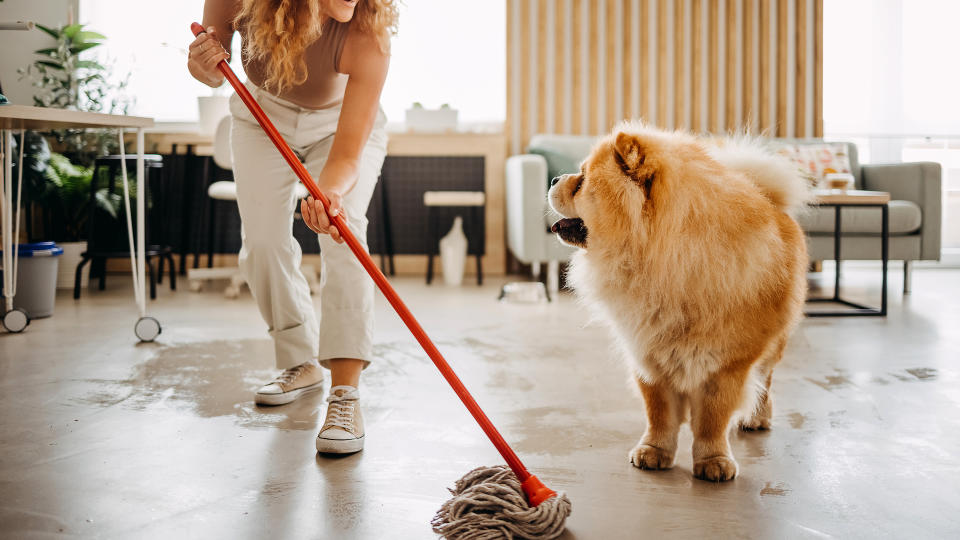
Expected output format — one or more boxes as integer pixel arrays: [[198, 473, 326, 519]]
[[189, 23, 571, 539]]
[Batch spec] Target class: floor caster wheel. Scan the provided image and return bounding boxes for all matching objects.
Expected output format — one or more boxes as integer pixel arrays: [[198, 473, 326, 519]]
[[134, 316, 161, 342], [224, 285, 240, 299], [2, 308, 29, 333], [189, 280, 204, 292]]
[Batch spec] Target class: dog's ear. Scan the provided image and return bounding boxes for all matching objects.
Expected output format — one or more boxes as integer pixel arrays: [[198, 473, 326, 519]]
[[613, 132, 655, 197]]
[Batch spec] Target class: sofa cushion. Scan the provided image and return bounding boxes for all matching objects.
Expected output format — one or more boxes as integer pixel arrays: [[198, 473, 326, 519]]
[[798, 200, 922, 235], [775, 142, 853, 187], [527, 134, 598, 183]]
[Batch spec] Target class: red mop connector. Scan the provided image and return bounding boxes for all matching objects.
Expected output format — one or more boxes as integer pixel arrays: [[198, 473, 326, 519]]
[[520, 475, 557, 507]]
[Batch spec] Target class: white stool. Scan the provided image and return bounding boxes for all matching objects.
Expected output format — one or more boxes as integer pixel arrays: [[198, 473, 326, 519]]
[[423, 190, 485, 285]]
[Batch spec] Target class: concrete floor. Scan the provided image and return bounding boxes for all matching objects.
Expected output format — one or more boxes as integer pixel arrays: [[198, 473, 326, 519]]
[[2, 266, 959, 539]]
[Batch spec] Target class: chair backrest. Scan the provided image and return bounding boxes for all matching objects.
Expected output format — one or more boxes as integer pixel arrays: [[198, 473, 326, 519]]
[[526, 134, 600, 184], [213, 115, 233, 170]]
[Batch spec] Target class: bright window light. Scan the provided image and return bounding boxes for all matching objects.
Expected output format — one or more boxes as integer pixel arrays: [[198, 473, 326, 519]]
[[78, 0, 506, 127]]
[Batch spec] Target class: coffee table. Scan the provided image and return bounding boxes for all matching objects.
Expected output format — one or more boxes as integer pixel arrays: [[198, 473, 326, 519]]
[[805, 189, 890, 317]]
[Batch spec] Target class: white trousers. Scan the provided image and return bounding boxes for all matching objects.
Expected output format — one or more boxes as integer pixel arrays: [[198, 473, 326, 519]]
[[229, 84, 387, 369]]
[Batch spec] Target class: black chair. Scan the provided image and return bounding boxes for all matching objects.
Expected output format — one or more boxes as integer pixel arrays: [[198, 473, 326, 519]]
[[74, 155, 176, 299]]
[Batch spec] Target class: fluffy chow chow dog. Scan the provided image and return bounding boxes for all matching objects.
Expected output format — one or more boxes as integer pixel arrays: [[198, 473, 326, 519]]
[[549, 123, 810, 481]]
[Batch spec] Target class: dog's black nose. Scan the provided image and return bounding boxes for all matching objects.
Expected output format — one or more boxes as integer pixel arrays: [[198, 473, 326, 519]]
[[550, 176, 561, 187]]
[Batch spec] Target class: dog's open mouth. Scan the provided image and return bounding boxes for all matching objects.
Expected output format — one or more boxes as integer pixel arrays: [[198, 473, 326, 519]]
[[551, 217, 588, 246]]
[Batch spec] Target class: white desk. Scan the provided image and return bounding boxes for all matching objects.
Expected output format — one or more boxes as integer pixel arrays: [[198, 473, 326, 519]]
[[0, 105, 160, 340]]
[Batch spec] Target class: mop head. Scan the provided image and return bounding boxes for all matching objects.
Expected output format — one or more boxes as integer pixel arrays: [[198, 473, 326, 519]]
[[431, 465, 572, 540]]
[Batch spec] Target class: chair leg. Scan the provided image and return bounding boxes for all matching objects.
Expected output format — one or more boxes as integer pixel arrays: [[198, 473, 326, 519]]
[[903, 260, 912, 294], [157, 254, 164, 285], [207, 200, 216, 268], [148, 257, 157, 300], [74, 256, 91, 300], [167, 253, 177, 290], [98, 258, 107, 291], [531, 261, 541, 281], [476, 254, 483, 286], [547, 260, 560, 295]]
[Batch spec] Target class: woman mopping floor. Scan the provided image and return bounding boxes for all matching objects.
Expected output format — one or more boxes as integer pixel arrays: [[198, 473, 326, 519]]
[[188, 0, 570, 536], [188, 0, 392, 454]]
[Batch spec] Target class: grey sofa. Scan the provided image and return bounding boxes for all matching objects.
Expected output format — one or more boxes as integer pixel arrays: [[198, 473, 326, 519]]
[[506, 135, 942, 294], [791, 141, 941, 293]]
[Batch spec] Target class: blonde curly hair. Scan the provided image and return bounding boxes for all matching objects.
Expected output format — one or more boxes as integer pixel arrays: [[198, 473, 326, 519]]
[[235, 0, 399, 93]]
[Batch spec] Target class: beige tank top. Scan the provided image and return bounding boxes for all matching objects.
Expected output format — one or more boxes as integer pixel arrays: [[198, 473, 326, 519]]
[[241, 18, 350, 110]]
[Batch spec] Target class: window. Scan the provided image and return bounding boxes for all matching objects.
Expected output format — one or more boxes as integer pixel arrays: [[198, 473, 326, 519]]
[[79, 0, 506, 128], [824, 0, 960, 253]]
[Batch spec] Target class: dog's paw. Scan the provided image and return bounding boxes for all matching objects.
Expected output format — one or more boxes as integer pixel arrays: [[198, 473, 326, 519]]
[[739, 416, 772, 431], [693, 456, 738, 482], [629, 443, 675, 470]]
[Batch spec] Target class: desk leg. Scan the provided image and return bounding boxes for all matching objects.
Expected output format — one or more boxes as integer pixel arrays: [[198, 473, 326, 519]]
[[833, 205, 841, 301], [1, 129, 11, 311], [881, 203, 888, 316], [137, 129, 146, 317]]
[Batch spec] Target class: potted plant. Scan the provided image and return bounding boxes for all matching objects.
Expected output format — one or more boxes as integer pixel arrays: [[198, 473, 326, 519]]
[[18, 22, 134, 166], [15, 22, 132, 287]]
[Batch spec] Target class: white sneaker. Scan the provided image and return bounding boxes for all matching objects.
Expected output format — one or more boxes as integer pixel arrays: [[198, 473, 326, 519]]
[[254, 363, 324, 406], [316, 386, 364, 454]]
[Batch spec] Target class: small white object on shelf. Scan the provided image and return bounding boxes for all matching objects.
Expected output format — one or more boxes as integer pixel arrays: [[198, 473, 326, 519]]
[[439, 216, 468, 286], [405, 103, 458, 133]]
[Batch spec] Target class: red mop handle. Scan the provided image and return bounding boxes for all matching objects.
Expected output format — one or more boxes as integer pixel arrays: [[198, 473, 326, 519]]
[[191, 23, 556, 506]]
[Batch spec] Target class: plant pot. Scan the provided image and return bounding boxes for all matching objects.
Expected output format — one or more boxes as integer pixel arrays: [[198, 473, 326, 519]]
[[57, 241, 88, 290], [198, 95, 231, 135]]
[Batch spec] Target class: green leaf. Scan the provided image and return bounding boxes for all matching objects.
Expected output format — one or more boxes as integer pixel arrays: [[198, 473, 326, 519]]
[[34, 47, 59, 56], [69, 42, 101, 54], [62, 24, 84, 39], [35, 24, 61, 40], [76, 60, 105, 70], [76, 31, 106, 42], [36, 60, 65, 71]]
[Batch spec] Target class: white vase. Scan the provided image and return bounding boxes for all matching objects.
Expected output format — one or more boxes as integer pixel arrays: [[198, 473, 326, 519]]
[[197, 95, 231, 135], [439, 216, 468, 286], [57, 241, 88, 289]]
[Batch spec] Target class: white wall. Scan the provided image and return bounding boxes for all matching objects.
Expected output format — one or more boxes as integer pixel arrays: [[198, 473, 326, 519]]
[[0, 0, 78, 105]]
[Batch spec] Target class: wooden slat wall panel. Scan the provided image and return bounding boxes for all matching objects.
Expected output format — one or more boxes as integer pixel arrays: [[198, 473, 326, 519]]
[[505, 0, 822, 151], [674, 0, 686, 128], [725, 0, 737, 131], [796, 0, 807, 138], [743, 0, 753, 130], [692, 0, 703, 131], [776, 0, 788, 137], [758, 0, 770, 133], [814, 0, 823, 137], [708, 0, 719, 132]]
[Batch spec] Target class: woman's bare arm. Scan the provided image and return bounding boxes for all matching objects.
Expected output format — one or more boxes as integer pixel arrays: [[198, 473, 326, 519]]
[[187, 0, 239, 87], [302, 28, 390, 241]]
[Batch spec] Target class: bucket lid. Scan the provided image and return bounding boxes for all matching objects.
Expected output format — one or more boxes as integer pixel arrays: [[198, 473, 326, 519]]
[[0, 241, 64, 257]]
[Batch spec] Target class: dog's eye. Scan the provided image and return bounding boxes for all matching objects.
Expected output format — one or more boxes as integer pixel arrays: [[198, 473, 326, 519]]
[[571, 176, 584, 196]]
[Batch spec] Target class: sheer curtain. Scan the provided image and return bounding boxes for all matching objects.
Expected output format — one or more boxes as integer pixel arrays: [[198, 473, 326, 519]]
[[824, 0, 960, 252], [79, 0, 506, 127]]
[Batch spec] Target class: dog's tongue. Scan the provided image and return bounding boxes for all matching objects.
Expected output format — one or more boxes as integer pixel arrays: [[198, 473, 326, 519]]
[[551, 218, 582, 233]]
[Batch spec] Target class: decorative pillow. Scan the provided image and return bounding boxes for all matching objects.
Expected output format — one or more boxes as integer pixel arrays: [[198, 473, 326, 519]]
[[774, 143, 852, 187]]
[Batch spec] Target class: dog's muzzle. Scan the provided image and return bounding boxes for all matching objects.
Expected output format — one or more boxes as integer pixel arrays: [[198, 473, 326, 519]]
[[551, 218, 588, 247]]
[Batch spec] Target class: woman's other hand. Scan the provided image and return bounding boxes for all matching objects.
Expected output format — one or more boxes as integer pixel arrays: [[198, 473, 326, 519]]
[[300, 192, 346, 244]]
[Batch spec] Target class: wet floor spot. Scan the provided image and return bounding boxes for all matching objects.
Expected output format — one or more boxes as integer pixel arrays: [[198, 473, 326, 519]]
[[760, 481, 791, 497], [828, 410, 851, 429], [73, 339, 324, 430], [787, 412, 806, 429], [805, 370, 853, 392], [904, 368, 937, 381], [508, 405, 634, 456]]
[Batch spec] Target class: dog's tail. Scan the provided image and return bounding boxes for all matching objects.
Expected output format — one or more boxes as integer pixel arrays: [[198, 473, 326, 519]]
[[708, 137, 813, 217]]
